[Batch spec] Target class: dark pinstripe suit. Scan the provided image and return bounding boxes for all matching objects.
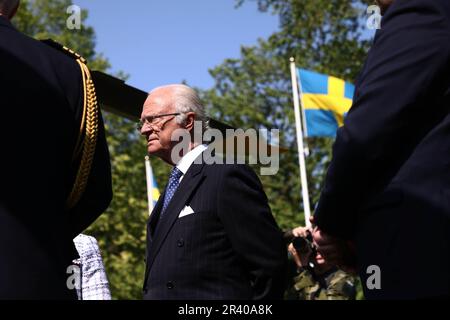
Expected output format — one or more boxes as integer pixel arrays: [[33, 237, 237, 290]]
[[143, 153, 287, 300]]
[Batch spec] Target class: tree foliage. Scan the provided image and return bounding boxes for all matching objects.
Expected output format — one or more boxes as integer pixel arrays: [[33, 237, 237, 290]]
[[12, 0, 154, 299], [201, 0, 373, 229]]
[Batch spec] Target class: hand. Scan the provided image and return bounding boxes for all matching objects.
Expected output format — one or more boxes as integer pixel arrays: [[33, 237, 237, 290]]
[[289, 225, 313, 269], [311, 228, 342, 264], [292, 226, 311, 238], [288, 243, 312, 268], [312, 227, 357, 275]]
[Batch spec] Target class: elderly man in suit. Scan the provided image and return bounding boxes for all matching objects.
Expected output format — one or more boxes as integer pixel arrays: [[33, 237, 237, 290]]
[[312, 0, 450, 299], [140, 84, 286, 300], [0, 0, 112, 299]]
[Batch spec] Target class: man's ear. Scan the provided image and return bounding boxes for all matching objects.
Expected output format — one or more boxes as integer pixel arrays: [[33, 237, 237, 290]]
[[184, 112, 196, 132]]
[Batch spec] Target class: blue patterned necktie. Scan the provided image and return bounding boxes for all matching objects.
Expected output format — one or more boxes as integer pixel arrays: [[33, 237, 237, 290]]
[[161, 167, 183, 216]]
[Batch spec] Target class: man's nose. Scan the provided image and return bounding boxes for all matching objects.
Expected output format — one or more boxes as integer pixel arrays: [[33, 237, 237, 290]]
[[140, 122, 153, 135]]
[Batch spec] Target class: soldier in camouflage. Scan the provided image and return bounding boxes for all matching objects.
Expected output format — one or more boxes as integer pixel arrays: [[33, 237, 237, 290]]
[[286, 226, 356, 300]]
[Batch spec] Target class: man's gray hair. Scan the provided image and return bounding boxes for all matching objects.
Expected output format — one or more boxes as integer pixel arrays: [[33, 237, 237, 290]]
[[0, 0, 19, 17], [152, 84, 209, 131]]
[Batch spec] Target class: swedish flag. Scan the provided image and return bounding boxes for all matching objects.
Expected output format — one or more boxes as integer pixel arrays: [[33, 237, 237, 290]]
[[151, 176, 160, 206], [145, 157, 161, 213], [298, 69, 355, 137]]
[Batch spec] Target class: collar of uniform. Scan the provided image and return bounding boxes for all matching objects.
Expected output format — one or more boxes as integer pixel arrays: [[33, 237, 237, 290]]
[[176, 144, 208, 176], [0, 15, 13, 29]]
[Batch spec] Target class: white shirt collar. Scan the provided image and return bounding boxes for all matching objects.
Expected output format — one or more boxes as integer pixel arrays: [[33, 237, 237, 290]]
[[176, 144, 208, 176]]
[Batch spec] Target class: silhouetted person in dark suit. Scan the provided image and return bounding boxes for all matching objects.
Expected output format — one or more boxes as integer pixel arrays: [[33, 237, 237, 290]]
[[0, 0, 112, 299], [312, 0, 450, 299]]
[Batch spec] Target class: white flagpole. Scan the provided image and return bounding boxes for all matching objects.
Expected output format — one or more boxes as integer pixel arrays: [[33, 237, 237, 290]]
[[145, 156, 154, 216], [289, 57, 312, 228]]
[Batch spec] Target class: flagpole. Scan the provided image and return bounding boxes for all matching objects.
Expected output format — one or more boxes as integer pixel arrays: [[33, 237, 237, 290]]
[[145, 156, 154, 216], [289, 57, 312, 228]]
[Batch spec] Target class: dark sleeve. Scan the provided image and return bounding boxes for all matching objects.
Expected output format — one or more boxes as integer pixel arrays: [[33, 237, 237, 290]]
[[217, 165, 287, 299], [314, 0, 450, 239], [67, 110, 112, 238], [60, 58, 112, 237]]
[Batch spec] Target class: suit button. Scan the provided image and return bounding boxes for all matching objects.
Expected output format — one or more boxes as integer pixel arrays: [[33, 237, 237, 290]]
[[166, 282, 174, 290], [177, 239, 185, 247]]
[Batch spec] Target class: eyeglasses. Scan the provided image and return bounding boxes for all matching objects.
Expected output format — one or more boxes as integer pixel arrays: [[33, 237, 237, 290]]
[[137, 113, 180, 132]]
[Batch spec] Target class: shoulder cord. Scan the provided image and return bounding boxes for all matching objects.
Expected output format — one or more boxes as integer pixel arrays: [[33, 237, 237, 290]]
[[66, 59, 99, 210]]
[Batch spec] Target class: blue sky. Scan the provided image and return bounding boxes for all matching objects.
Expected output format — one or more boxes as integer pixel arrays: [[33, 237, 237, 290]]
[[76, 0, 279, 93]]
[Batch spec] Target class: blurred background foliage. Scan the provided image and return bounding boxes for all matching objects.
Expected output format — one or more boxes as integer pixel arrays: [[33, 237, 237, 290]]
[[14, 0, 372, 299]]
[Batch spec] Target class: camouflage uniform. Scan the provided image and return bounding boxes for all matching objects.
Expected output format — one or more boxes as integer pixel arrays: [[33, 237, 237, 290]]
[[289, 267, 356, 300]]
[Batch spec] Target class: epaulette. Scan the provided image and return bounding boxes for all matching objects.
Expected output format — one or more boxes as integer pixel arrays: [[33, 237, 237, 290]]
[[41, 39, 87, 64]]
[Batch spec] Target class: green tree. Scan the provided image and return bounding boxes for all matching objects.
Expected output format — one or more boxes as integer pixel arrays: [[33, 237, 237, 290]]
[[13, 0, 154, 299], [201, 0, 372, 230]]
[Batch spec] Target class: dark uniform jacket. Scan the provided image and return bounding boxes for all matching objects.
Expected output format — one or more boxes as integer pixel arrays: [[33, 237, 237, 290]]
[[0, 16, 112, 299], [143, 154, 287, 300], [314, 0, 450, 299]]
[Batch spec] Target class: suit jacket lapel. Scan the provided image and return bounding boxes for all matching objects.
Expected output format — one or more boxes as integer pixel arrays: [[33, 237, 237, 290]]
[[145, 162, 205, 274], [143, 191, 165, 287]]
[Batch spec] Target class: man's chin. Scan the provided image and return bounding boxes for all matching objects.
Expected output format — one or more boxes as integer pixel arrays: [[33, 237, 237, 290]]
[[147, 148, 160, 156], [146, 144, 159, 155], [147, 148, 173, 164], [147, 146, 165, 160]]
